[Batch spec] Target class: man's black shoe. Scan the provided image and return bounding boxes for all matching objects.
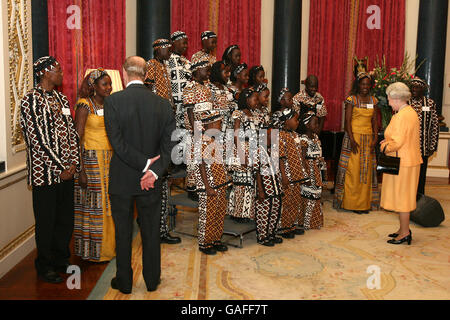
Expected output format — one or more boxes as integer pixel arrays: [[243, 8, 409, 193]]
[[38, 270, 64, 284], [161, 234, 182, 244], [213, 243, 228, 252], [199, 247, 217, 255], [271, 236, 283, 244], [54, 264, 70, 274], [294, 228, 305, 235], [111, 277, 132, 294], [281, 232, 295, 239], [147, 278, 161, 292]]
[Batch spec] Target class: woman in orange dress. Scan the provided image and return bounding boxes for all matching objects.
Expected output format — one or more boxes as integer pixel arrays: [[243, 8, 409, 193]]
[[380, 82, 422, 245]]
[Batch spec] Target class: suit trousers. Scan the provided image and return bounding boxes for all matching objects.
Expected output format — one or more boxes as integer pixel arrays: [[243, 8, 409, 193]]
[[417, 156, 429, 196], [110, 191, 161, 292], [32, 180, 74, 274]]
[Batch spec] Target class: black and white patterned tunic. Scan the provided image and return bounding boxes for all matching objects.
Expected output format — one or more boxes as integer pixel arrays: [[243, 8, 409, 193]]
[[409, 97, 440, 157], [166, 53, 192, 128], [20, 87, 81, 187]]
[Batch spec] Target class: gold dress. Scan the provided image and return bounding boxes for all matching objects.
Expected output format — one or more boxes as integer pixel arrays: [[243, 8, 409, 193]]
[[333, 95, 380, 211], [74, 98, 115, 262]]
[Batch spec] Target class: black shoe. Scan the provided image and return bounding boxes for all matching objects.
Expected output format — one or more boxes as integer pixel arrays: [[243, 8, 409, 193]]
[[147, 278, 161, 292], [161, 234, 182, 244], [389, 230, 411, 238], [294, 228, 305, 235], [257, 239, 274, 247], [213, 243, 228, 252], [281, 232, 295, 239], [199, 247, 217, 255], [387, 232, 412, 245], [388, 233, 399, 238], [37, 270, 64, 284], [54, 263, 71, 274], [111, 277, 132, 294], [361, 210, 369, 214], [270, 236, 283, 244]]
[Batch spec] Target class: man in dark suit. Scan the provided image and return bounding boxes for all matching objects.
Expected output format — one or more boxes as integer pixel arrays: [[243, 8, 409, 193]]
[[104, 56, 175, 294]]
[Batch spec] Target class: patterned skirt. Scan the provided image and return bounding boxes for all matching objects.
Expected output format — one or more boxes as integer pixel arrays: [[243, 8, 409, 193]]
[[333, 132, 379, 211], [74, 149, 115, 262], [227, 169, 256, 219]]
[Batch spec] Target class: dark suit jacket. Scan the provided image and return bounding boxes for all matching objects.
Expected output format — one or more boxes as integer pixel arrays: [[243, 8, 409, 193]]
[[104, 83, 175, 195]]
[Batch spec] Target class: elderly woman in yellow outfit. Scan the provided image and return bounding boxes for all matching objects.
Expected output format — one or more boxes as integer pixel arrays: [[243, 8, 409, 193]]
[[380, 82, 422, 245], [73, 68, 115, 262]]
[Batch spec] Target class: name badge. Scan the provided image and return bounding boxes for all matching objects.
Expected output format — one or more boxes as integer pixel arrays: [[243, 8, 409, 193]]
[[97, 109, 104, 116], [294, 137, 301, 144], [227, 92, 234, 101], [366, 104, 374, 109], [422, 106, 430, 112], [316, 104, 323, 109], [250, 123, 256, 130], [62, 108, 71, 116]]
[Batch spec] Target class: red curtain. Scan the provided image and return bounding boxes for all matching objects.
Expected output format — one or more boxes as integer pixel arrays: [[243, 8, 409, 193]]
[[308, 0, 351, 132], [354, 0, 406, 71], [171, 0, 261, 67], [48, 0, 126, 111], [308, 0, 405, 131]]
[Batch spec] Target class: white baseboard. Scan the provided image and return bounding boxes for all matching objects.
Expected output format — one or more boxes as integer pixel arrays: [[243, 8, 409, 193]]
[[0, 233, 35, 280], [426, 168, 450, 178]]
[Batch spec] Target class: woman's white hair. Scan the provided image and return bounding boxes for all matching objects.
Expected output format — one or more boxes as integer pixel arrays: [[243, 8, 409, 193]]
[[386, 82, 411, 101]]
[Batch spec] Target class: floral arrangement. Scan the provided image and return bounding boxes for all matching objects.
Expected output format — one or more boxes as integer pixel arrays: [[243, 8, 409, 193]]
[[370, 53, 423, 129]]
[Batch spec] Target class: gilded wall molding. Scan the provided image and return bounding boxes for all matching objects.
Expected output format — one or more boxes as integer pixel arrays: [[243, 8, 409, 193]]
[[0, 225, 35, 261], [7, 0, 32, 152]]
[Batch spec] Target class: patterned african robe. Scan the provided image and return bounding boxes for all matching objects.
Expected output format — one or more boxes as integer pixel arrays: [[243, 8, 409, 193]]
[[207, 82, 237, 132], [278, 129, 310, 234], [409, 97, 440, 157], [191, 50, 217, 66], [145, 59, 173, 107], [20, 87, 81, 187], [299, 133, 326, 230], [166, 53, 192, 128], [182, 80, 213, 191], [292, 90, 328, 118], [194, 138, 232, 249]]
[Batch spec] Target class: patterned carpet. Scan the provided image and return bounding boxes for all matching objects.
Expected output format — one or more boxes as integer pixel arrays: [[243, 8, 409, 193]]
[[89, 185, 450, 300]]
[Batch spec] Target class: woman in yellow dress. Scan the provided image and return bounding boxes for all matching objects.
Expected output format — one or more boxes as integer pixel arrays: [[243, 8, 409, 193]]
[[380, 82, 422, 245], [333, 72, 380, 213], [73, 69, 115, 262]]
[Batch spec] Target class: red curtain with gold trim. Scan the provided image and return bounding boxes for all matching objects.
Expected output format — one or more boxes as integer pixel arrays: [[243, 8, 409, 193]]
[[308, 0, 405, 131], [48, 0, 126, 111], [171, 0, 261, 67]]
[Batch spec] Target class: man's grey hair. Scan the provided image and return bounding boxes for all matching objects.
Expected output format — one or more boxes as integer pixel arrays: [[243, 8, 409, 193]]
[[123, 56, 146, 79]]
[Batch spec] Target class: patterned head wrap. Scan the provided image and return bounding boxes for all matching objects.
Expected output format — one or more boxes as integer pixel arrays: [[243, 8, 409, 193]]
[[224, 45, 239, 58], [152, 39, 171, 49], [190, 57, 210, 73], [255, 83, 268, 93], [233, 63, 248, 78], [411, 76, 429, 89], [356, 71, 371, 82], [278, 88, 290, 103], [201, 30, 217, 40], [272, 108, 296, 129], [170, 31, 187, 42], [33, 56, 59, 79], [196, 109, 223, 125], [302, 111, 315, 125], [253, 65, 264, 73], [88, 68, 109, 87]]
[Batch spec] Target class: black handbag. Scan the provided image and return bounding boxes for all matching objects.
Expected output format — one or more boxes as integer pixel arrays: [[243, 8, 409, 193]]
[[376, 145, 400, 175]]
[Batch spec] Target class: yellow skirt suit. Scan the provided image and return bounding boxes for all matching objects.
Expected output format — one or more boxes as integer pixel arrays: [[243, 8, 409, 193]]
[[380, 105, 422, 212]]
